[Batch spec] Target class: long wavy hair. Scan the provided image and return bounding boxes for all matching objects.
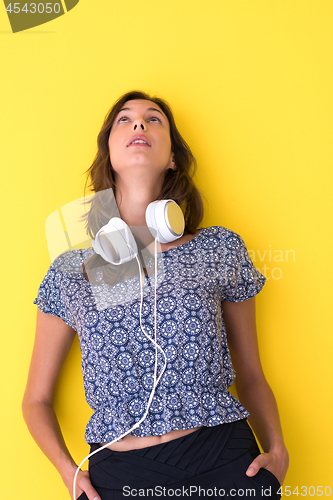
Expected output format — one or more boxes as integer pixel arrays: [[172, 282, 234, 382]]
[[80, 90, 204, 286]]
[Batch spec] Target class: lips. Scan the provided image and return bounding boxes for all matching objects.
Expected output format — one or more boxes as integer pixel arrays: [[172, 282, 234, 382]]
[[127, 134, 151, 147]]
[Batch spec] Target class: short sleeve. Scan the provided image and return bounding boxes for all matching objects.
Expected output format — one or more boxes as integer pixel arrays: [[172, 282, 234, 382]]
[[218, 230, 266, 302], [33, 261, 77, 331]]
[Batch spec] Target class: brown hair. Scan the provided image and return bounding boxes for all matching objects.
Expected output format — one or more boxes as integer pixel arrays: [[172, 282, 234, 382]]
[[80, 90, 204, 284]]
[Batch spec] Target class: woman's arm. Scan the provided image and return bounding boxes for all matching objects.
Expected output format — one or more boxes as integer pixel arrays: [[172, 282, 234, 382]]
[[222, 297, 289, 485], [22, 309, 101, 500]]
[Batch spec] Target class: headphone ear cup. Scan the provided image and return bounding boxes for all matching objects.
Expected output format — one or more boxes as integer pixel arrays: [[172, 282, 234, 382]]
[[92, 217, 138, 265], [145, 200, 185, 243]]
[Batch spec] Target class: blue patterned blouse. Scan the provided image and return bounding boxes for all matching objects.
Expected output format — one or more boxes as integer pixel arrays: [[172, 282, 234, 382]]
[[33, 226, 266, 444]]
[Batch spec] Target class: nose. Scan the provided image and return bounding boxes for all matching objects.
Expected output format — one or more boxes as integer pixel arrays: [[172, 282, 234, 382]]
[[133, 118, 146, 131]]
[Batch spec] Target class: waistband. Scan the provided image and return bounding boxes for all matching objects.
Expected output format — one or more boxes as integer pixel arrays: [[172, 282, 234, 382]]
[[88, 418, 259, 473]]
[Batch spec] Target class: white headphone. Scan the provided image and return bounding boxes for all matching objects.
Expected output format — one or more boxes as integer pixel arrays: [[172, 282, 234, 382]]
[[91, 199, 185, 264], [73, 200, 185, 499]]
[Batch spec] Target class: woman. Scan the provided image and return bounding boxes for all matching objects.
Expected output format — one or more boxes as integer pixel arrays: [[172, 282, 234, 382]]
[[23, 90, 289, 500]]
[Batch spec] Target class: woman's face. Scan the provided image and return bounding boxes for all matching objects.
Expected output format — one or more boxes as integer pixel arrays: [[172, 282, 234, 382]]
[[108, 99, 175, 178]]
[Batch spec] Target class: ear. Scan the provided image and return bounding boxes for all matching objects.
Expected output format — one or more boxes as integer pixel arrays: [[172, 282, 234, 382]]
[[167, 152, 176, 171]]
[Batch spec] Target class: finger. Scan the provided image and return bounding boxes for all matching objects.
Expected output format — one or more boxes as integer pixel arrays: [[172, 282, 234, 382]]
[[77, 475, 101, 500], [246, 454, 270, 477]]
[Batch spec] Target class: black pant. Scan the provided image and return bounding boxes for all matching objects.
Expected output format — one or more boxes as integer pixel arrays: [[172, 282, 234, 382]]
[[78, 419, 281, 499]]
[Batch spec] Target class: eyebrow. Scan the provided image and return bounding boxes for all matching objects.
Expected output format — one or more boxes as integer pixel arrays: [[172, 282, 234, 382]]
[[117, 106, 165, 118]]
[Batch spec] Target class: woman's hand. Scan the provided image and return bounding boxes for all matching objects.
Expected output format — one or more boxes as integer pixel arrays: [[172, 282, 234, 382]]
[[246, 446, 289, 485], [65, 468, 101, 500]]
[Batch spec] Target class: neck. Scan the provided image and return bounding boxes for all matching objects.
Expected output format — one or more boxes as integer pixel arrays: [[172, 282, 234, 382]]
[[114, 173, 166, 250], [115, 173, 165, 227]]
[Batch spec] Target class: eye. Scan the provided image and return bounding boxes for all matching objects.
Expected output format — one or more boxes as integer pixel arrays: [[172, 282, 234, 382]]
[[148, 116, 161, 123], [116, 115, 161, 124]]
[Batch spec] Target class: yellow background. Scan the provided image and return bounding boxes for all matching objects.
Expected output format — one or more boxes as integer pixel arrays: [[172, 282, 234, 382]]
[[1, 0, 332, 498]]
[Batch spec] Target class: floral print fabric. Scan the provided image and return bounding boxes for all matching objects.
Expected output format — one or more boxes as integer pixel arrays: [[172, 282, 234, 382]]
[[33, 226, 266, 443]]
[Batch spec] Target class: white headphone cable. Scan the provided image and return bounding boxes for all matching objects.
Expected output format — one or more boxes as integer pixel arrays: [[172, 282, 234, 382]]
[[72, 238, 167, 500]]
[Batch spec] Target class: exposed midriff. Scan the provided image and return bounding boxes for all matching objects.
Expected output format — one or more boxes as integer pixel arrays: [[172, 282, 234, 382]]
[[99, 425, 203, 452]]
